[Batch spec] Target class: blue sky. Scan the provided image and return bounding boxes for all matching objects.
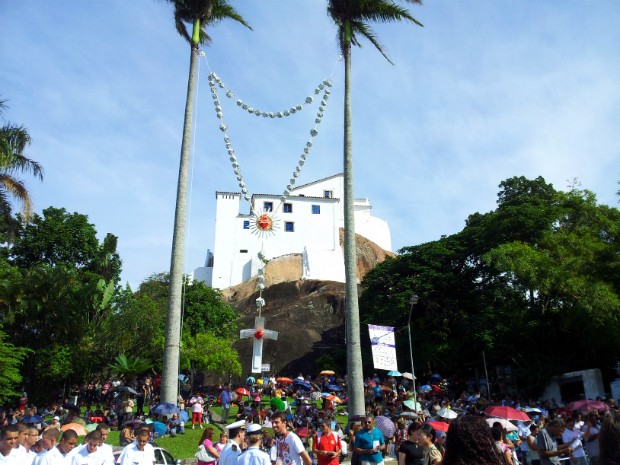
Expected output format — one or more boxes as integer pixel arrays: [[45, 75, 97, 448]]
[[2, 1, 619, 289]]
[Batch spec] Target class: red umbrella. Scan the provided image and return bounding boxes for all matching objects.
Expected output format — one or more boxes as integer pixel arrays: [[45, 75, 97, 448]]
[[566, 400, 609, 412], [483, 406, 530, 422], [426, 421, 450, 432], [276, 377, 293, 383], [235, 387, 250, 396], [296, 427, 309, 437]]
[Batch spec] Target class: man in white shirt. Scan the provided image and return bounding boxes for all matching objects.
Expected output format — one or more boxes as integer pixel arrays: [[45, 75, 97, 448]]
[[94, 426, 114, 465], [70, 431, 101, 465], [272, 412, 311, 465], [219, 421, 246, 465], [40, 430, 78, 465], [31, 429, 61, 465], [562, 418, 587, 465], [0, 425, 20, 464], [118, 431, 154, 465]]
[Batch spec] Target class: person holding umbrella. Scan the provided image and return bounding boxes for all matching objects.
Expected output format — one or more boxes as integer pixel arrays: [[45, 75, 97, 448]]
[[354, 416, 386, 465]]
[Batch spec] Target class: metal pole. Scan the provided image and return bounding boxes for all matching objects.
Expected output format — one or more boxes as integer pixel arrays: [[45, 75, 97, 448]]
[[408, 294, 419, 406], [482, 350, 491, 399]]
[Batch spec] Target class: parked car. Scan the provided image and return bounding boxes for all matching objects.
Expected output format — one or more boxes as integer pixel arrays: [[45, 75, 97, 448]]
[[113, 446, 181, 465]]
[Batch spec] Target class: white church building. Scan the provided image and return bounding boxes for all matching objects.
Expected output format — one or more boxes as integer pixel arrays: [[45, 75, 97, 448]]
[[193, 173, 391, 290]]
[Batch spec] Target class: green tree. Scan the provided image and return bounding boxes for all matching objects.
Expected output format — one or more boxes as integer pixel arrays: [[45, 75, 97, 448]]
[[180, 332, 241, 378], [108, 354, 154, 382], [327, 0, 422, 418], [0, 98, 43, 230], [160, 0, 251, 404], [0, 325, 30, 404]]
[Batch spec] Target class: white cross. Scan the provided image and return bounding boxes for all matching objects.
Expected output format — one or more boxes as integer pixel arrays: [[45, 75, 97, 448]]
[[239, 316, 278, 374]]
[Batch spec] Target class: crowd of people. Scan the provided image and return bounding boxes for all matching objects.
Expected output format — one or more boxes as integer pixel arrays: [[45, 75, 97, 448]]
[[3, 370, 620, 465]]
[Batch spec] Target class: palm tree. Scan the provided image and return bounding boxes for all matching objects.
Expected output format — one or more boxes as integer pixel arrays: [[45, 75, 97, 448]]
[[0, 98, 43, 230], [161, 0, 251, 404], [326, 0, 422, 418]]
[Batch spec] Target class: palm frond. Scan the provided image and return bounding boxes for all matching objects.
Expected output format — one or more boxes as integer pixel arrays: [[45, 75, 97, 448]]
[[352, 21, 393, 64], [0, 174, 33, 220]]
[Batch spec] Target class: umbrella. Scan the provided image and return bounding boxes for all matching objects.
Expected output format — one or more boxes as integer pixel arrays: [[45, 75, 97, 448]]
[[179, 410, 189, 422], [320, 370, 335, 376], [403, 400, 423, 411], [426, 421, 449, 433], [328, 384, 342, 392], [270, 397, 286, 412], [296, 427, 309, 437], [524, 407, 542, 414], [483, 406, 530, 422], [326, 395, 343, 403], [294, 381, 311, 392], [436, 408, 458, 420], [151, 403, 181, 415], [310, 391, 322, 401], [402, 373, 415, 380], [486, 418, 517, 432], [22, 415, 44, 424], [387, 371, 402, 377], [419, 385, 432, 393], [153, 421, 167, 437], [123, 419, 144, 427], [566, 400, 609, 412], [276, 377, 293, 383], [380, 385, 392, 392], [398, 412, 419, 419], [253, 396, 262, 402], [375, 415, 396, 438], [85, 424, 98, 432], [236, 387, 250, 396], [61, 423, 88, 436], [117, 386, 138, 395]]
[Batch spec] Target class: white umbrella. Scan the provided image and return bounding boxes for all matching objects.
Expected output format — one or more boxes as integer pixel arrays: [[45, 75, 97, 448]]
[[402, 372, 416, 380], [486, 417, 517, 432], [436, 408, 458, 420]]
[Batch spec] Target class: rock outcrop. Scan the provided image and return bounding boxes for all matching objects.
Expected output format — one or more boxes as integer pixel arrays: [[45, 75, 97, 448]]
[[224, 230, 394, 379]]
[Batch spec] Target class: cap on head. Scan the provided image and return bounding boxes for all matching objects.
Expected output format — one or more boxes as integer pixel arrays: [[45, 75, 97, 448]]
[[225, 420, 246, 431], [246, 424, 262, 434]]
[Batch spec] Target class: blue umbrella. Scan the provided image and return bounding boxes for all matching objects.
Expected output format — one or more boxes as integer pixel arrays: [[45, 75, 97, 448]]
[[328, 384, 342, 391], [294, 380, 311, 391], [179, 410, 189, 422], [387, 371, 402, 377], [152, 421, 167, 437], [22, 415, 44, 424], [151, 403, 180, 415]]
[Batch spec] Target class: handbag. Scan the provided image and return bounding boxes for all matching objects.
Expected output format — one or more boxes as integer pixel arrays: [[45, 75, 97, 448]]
[[196, 444, 216, 462]]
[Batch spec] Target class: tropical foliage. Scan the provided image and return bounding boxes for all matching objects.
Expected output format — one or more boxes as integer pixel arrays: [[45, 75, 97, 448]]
[[360, 176, 620, 395], [0, 97, 43, 235]]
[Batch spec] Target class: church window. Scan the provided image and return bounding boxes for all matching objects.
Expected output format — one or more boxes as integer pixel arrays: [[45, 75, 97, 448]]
[[285, 222, 295, 232], [283, 203, 293, 213], [312, 205, 320, 214], [324, 190, 333, 198], [243, 220, 250, 229], [264, 201, 273, 211], [240, 249, 248, 253]]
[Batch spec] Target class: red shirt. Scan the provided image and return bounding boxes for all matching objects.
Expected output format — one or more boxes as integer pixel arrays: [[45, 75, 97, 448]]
[[314, 432, 341, 465]]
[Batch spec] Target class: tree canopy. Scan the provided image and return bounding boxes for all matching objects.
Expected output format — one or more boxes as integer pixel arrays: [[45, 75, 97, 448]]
[[360, 176, 620, 394]]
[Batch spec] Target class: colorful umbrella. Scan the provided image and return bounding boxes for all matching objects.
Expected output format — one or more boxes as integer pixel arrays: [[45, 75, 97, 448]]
[[236, 387, 250, 396], [320, 370, 335, 375], [426, 421, 449, 433], [419, 385, 432, 393], [387, 371, 402, 377], [566, 400, 609, 412], [483, 406, 530, 422], [270, 397, 286, 412], [398, 412, 419, 419], [22, 415, 44, 424], [296, 427, 309, 437], [326, 395, 343, 403], [61, 423, 88, 436], [436, 408, 457, 420], [403, 400, 423, 411], [151, 402, 180, 415], [374, 415, 396, 438], [485, 418, 517, 432], [276, 377, 293, 383], [402, 373, 415, 380]]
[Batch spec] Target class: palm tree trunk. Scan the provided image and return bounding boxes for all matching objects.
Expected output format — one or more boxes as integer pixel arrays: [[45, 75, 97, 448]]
[[161, 38, 199, 405], [343, 41, 365, 419]]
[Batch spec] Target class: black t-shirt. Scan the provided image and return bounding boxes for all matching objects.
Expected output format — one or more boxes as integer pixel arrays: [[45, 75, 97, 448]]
[[399, 441, 424, 465]]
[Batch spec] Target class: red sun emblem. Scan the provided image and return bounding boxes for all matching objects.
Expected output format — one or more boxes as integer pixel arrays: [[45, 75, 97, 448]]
[[256, 214, 273, 231], [254, 329, 264, 340]]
